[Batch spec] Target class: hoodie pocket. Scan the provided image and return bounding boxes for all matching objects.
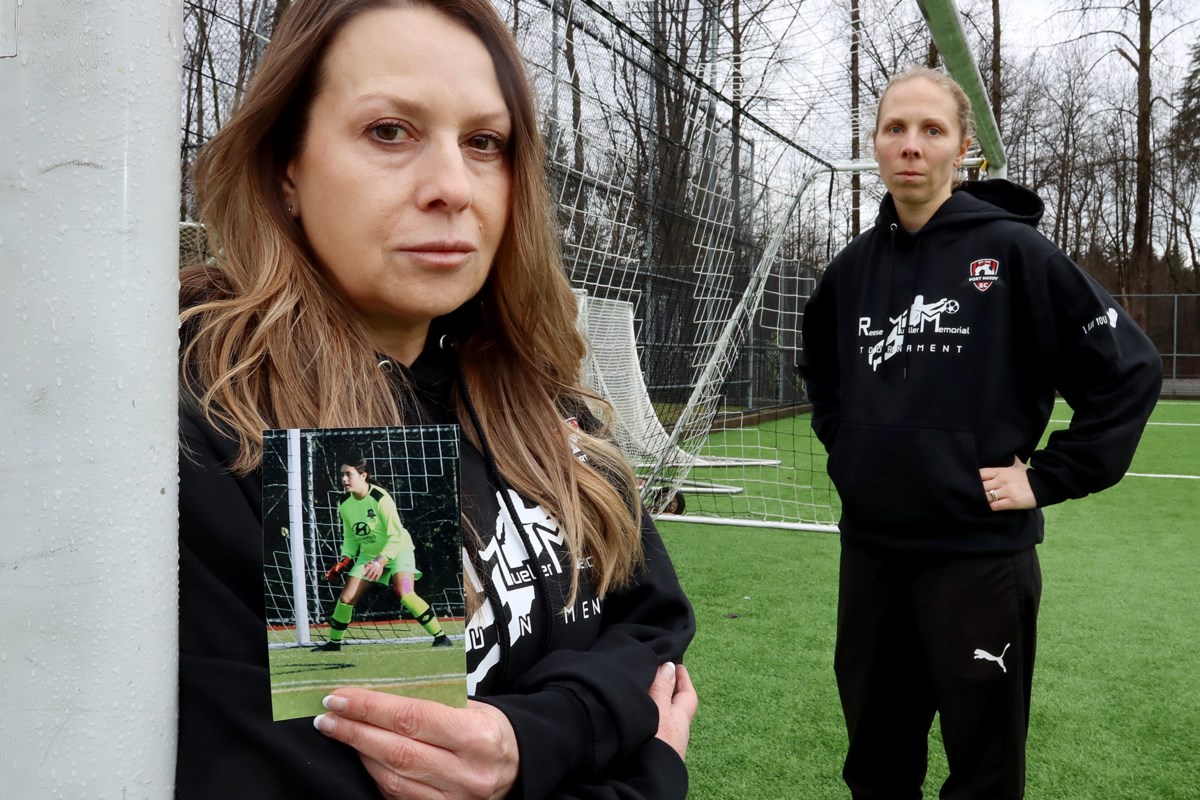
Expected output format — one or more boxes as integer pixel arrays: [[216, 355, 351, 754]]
[[827, 420, 989, 529]]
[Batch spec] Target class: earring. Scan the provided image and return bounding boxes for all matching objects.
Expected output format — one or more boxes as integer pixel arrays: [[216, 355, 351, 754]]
[[286, 202, 294, 214]]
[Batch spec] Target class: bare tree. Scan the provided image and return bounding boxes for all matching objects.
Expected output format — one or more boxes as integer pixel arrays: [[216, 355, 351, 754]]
[[181, 0, 281, 221], [855, 0, 933, 93], [1065, 0, 1192, 318], [1036, 46, 1097, 256], [990, 0, 1001, 132]]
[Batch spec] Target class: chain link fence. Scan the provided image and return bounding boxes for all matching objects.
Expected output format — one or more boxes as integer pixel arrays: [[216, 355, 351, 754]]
[[1117, 293, 1200, 396]]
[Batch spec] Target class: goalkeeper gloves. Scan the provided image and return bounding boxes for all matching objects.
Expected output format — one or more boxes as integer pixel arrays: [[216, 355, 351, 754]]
[[325, 556, 353, 580]]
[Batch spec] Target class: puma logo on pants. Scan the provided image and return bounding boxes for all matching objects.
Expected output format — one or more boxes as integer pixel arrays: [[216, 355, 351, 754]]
[[973, 642, 1011, 673]]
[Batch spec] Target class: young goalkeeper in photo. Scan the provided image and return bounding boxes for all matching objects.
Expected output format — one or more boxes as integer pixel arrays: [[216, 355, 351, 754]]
[[313, 454, 452, 651]]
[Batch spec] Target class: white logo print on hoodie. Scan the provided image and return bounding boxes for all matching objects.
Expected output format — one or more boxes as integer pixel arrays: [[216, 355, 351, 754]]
[[867, 295, 962, 370]]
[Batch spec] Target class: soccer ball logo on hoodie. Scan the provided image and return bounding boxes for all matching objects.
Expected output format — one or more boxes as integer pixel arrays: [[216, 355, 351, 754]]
[[969, 258, 1000, 292]]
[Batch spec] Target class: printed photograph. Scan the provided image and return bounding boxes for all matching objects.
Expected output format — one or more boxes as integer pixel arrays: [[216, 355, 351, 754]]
[[261, 425, 465, 721]]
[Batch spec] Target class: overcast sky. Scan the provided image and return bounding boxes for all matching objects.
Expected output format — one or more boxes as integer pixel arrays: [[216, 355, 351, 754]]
[[998, 0, 1196, 70]]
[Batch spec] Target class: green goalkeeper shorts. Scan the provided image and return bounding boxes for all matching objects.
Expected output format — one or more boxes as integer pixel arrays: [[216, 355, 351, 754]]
[[347, 552, 421, 585]]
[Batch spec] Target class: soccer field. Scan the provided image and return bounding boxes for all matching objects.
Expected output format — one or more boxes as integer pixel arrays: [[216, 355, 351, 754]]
[[266, 622, 468, 720], [660, 399, 1200, 799]]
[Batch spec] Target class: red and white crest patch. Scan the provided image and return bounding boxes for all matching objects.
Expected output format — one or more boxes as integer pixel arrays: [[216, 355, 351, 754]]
[[969, 258, 999, 292]]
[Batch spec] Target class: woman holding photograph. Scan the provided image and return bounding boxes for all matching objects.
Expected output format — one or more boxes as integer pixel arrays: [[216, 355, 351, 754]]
[[177, 1, 696, 798], [313, 454, 452, 651]]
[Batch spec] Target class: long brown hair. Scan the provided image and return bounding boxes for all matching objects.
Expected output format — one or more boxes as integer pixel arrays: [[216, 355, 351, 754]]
[[182, 0, 643, 597]]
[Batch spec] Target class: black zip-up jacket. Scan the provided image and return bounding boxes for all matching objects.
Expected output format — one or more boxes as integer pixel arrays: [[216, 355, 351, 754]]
[[177, 336, 695, 799], [799, 180, 1162, 553]]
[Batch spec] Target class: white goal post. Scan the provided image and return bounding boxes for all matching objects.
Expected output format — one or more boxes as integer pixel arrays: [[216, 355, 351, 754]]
[[0, 3, 182, 797], [577, 293, 781, 472]]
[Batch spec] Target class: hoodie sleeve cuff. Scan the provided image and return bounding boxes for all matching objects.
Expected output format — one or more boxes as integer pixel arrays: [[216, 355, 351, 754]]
[[600, 736, 687, 798], [548, 738, 689, 799], [478, 684, 630, 798], [1026, 466, 1069, 508]]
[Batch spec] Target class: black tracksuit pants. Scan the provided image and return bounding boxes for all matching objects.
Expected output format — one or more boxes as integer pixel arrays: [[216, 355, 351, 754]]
[[835, 539, 1042, 799]]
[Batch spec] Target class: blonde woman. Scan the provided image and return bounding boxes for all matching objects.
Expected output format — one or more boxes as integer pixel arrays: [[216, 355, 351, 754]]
[[178, 1, 696, 797], [800, 66, 1160, 798]]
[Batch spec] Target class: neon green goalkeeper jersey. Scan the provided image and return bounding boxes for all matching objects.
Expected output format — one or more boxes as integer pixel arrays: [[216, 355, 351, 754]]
[[337, 485, 414, 563]]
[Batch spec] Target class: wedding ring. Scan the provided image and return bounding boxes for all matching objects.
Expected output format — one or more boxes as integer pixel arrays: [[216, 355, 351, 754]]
[[989, 489, 998, 503]]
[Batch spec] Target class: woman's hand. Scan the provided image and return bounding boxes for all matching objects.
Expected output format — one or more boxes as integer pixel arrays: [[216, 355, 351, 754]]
[[648, 661, 698, 760], [314, 688, 518, 800], [980, 456, 1037, 511]]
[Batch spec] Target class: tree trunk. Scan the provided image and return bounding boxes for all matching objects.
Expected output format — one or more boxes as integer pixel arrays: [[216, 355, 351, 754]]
[[731, 0, 745, 260], [1131, 0, 1154, 323], [851, 0, 861, 237], [564, 4, 583, 175]]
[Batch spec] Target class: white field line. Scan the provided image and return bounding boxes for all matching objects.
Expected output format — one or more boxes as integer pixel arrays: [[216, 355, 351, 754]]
[[273, 673, 466, 691], [1052, 399, 1198, 406], [1125, 473, 1200, 480], [269, 634, 464, 650], [1045, 411, 1198, 478], [1049, 420, 1199, 427]]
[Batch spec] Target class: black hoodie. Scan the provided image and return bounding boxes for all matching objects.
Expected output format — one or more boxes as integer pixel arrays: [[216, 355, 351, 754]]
[[176, 336, 695, 799], [799, 180, 1162, 553]]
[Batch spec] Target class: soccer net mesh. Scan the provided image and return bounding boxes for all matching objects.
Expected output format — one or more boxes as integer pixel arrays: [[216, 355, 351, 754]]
[[179, 0, 925, 530], [261, 426, 464, 648], [516, 1, 866, 528]]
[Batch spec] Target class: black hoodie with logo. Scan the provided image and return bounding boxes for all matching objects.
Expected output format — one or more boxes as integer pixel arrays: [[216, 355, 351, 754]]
[[176, 336, 695, 799], [799, 180, 1162, 553]]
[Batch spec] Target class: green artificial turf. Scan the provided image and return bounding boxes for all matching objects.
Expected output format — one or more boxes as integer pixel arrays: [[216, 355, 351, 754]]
[[267, 621, 468, 720], [660, 400, 1199, 799]]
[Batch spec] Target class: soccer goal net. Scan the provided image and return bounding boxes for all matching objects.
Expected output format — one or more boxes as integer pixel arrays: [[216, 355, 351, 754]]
[[514, 1, 870, 529], [260, 426, 465, 648]]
